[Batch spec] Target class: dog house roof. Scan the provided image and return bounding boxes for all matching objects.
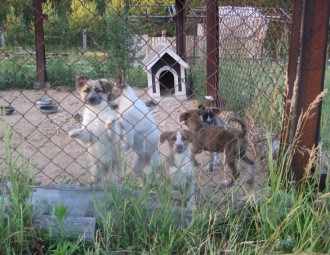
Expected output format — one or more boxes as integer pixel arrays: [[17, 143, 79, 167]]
[[143, 43, 189, 71]]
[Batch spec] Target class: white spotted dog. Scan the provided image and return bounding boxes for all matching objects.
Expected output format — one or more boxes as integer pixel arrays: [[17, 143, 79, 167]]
[[69, 75, 122, 183], [107, 74, 159, 180], [198, 105, 226, 170], [160, 129, 196, 208]]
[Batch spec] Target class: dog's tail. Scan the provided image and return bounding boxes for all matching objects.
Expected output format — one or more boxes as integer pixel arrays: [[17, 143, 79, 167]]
[[228, 116, 247, 138]]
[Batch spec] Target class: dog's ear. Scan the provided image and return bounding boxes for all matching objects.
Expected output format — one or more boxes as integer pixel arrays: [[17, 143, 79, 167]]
[[198, 104, 205, 110], [179, 112, 190, 122], [183, 129, 195, 142], [76, 75, 89, 89], [99, 78, 114, 94], [195, 109, 204, 115], [160, 132, 170, 144], [212, 107, 222, 114], [116, 74, 126, 89], [108, 84, 122, 101]]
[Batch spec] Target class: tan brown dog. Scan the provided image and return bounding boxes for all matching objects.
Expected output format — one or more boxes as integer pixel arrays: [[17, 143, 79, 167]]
[[198, 105, 226, 167], [179, 109, 255, 186]]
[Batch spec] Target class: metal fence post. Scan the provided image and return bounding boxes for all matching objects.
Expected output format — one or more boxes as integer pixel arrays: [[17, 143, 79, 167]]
[[33, 0, 49, 89], [205, 0, 223, 107], [289, 0, 330, 188]]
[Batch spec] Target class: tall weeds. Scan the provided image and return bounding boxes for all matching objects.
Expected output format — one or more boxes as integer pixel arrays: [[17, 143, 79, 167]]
[[0, 81, 329, 254], [0, 121, 36, 254]]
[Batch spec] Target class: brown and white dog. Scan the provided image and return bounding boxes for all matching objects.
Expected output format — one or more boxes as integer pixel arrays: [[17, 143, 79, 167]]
[[107, 75, 159, 180], [160, 129, 196, 207], [198, 105, 226, 168], [69, 75, 122, 183], [180, 109, 255, 186]]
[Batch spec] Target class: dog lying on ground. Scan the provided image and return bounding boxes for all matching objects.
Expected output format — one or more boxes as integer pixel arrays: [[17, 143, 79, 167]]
[[198, 105, 226, 168], [107, 74, 159, 180], [180, 109, 255, 186], [69, 75, 122, 183], [160, 129, 196, 208]]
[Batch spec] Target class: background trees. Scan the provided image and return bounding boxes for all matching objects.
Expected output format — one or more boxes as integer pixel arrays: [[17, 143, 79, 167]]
[[0, 0, 293, 49]]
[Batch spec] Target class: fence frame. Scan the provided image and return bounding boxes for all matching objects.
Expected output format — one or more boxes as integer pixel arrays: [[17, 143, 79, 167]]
[[4, 1, 330, 189]]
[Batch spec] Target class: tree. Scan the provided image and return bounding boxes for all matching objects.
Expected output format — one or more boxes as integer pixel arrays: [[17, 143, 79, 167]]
[[101, 9, 136, 76]]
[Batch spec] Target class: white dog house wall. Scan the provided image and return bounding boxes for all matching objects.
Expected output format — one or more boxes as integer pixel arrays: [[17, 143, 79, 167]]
[[143, 44, 188, 99]]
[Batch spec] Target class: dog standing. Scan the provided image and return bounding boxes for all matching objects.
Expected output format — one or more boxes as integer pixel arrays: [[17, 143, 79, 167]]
[[198, 105, 226, 168], [180, 109, 255, 186], [160, 129, 196, 208], [107, 75, 159, 180], [69, 75, 121, 183]]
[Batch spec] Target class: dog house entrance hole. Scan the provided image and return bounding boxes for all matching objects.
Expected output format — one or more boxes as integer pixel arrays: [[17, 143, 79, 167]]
[[159, 71, 174, 95]]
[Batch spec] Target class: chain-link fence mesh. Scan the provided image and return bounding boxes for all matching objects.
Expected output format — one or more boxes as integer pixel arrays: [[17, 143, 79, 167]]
[[1, 0, 324, 205]]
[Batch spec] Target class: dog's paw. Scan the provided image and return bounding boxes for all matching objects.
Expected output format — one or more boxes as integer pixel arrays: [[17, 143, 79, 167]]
[[222, 178, 234, 187], [69, 129, 82, 138], [105, 119, 116, 129]]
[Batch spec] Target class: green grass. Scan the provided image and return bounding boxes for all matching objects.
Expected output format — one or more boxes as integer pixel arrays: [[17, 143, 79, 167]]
[[0, 117, 329, 254], [0, 49, 148, 90], [189, 56, 285, 133]]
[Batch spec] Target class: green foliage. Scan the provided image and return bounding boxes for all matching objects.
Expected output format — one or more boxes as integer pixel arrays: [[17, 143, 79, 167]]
[[46, 57, 76, 87], [40, 204, 85, 255], [126, 64, 148, 87], [43, 2, 71, 48], [101, 12, 136, 75], [189, 55, 284, 129], [188, 58, 206, 104], [0, 122, 36, 254], [4, 6, 34, 47], [0, 57, 35, 89], [321, 69, 330, 149], [0, 0, 34, 27], [219, 57, 256, 113], [0, 121, 329, 254]]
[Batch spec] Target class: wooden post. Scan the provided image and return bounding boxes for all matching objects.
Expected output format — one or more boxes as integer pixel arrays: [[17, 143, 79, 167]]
[[0, 27, 5, 48], [31, 184, 193, 242]]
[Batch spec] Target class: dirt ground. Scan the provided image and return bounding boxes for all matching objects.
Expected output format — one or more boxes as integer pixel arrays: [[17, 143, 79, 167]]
[[0, 87, 268, 202]]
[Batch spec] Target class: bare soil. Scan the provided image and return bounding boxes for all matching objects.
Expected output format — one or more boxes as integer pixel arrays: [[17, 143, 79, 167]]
[[0, 87, 268, 202]]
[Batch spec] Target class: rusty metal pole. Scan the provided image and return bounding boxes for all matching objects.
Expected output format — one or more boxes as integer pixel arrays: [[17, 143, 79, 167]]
[[175, 0, 191, 97], [175, 0, 186, 60], [291, 0, 330, 187], [205, 0, 222, 107], [34, 0, 48, 89]]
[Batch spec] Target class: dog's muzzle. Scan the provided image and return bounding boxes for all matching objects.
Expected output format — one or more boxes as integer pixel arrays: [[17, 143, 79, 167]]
[[85, 90, 101, 105], [203, 115, 215, 125], [175, 144, 185, 153]]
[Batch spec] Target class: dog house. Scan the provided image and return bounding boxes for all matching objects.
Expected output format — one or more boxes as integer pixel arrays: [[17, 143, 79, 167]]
[[143, 44, 188, 98]]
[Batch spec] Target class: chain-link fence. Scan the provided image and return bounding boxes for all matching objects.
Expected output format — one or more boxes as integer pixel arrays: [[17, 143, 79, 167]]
[[1, 0, 326, 205]]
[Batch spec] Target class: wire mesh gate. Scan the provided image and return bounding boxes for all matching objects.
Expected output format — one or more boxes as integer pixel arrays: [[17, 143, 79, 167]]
[[0, 0, 326, 205]]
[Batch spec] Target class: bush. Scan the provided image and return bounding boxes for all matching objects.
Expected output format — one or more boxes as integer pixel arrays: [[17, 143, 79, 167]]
[[101, 12, 136, 76], [0, 58, 35, 89], [47, 57, 76, 87]]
